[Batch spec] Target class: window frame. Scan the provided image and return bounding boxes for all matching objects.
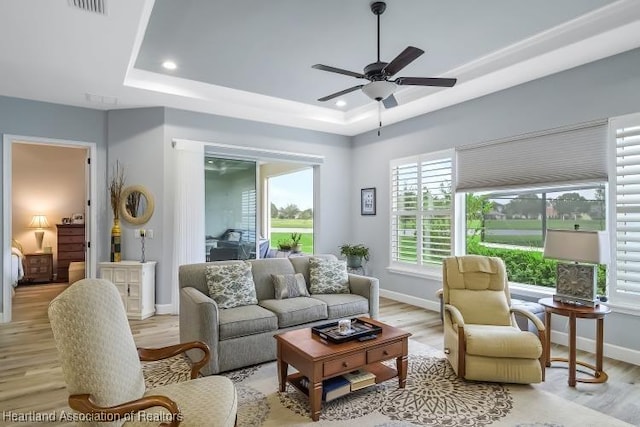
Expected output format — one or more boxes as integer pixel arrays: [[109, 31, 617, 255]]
[[388, 149, 455, 276]]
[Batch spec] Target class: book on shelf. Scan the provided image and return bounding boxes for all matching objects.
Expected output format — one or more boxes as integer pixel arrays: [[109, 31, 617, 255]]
[[298, 376, 351, 402], [343, 369, 377, 391]]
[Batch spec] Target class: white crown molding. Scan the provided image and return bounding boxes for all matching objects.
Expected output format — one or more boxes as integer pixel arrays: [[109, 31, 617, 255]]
[[124, 0, 640, 136]]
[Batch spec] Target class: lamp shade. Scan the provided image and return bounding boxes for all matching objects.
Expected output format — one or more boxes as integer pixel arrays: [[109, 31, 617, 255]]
[[28, 215, 50, 229], [543, 229, 609, 264]]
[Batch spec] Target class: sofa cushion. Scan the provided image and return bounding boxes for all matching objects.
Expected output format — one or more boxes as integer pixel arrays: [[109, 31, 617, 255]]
[[205, 263, 258, 309], [259, 298, 328, 328], [272, 273, 310, 299], [249, 258, 296, 301], [309, 257, 350, 294], [218, 305, 278, 340], [290, 254, 338, 287], [310, 294, 369, 319]]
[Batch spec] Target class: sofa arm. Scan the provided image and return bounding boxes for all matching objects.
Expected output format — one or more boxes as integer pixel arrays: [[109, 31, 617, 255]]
[[348, 273, 380, 319], [179, 287, 220, 375]]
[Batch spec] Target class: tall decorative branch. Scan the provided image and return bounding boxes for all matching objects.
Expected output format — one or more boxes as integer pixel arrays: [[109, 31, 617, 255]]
[[109, 161, 126, 221]]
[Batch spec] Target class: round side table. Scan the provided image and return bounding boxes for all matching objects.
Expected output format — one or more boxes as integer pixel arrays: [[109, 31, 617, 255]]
[[538, 297, 611, 387]]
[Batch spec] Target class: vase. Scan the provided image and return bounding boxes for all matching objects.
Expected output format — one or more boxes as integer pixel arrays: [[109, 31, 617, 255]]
[[110, 218, 121, 262], [347, 255, 363, 268]]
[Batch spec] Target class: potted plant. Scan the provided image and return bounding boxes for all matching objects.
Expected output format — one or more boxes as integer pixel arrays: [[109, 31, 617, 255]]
[[339, 244, 370, 268], [291, 232, 302, 253], [278, 239, 293, 251]]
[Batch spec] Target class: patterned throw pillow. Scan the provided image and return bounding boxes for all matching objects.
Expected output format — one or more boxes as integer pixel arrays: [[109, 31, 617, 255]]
[[309, 258, 350, 294], [271, 273, 310, 299], [205, 262, 258, 309]]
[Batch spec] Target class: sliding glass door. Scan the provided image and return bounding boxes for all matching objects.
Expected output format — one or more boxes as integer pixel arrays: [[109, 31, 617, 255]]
[[204, 157, 257, 261]]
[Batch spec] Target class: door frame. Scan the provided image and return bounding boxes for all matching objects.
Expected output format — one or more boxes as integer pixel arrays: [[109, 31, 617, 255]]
[[2, 134, 97, 323]]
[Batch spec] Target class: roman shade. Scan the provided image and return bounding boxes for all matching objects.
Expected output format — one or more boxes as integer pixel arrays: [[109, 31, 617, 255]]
[[456, 120, 608, 192]]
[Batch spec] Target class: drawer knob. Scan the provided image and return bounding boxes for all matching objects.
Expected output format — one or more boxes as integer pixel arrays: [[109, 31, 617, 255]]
[[383, 350, 389, 356], [342, 362, 348, 368]]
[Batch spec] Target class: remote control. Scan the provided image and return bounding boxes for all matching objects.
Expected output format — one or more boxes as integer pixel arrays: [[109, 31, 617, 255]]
[[358, 334, 377, 342]]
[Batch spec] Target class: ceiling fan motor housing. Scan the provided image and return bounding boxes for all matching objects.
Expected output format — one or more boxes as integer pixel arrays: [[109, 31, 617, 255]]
[[364, 61, 388, 80]]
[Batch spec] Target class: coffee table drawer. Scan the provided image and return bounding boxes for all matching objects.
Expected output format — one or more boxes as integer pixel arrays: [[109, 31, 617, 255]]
[[367, 341, 403, 364], [324, 353, 366, 376]]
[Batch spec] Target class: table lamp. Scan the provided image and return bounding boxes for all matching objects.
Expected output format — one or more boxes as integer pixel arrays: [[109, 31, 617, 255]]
[[543, 228, 609, 306], [28, 214, 50, 253]]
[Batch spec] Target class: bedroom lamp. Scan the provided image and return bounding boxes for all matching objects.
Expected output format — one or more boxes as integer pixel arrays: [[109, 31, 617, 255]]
[[543, 228, 609, 307], [29, 214, 50, 253]]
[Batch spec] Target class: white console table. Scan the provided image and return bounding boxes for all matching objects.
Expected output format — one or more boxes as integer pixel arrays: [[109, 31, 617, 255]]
[[99, 261, 156, 320]]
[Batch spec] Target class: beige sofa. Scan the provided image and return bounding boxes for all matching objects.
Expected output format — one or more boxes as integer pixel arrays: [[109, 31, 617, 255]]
[[179, 254, 379, 375]]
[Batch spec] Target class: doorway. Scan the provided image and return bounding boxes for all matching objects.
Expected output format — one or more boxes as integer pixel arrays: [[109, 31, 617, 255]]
[[2, 135, 97, 323]]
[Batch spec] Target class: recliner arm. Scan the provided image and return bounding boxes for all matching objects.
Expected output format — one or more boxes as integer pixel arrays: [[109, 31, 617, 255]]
[[510, 307, 546, 332], [69, 393, 181, 427], [444, 304, 465, 327]]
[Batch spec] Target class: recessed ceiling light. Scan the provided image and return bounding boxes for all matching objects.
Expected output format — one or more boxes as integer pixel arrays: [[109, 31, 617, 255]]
[[335, 100, 347, 107], [162, 60, 177, 70], [207, 160, 213, 164]]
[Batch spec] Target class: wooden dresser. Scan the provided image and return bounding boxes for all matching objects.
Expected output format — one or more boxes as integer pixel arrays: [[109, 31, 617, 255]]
[[56, 224, 85, 282]]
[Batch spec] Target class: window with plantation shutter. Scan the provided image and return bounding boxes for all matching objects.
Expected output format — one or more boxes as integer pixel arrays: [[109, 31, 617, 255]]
[[391, 151, 453, 269], [612, 113, 640, 304]]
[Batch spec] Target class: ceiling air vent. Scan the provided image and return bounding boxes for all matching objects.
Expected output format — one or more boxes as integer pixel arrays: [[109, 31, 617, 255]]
[[68, 0, 106, 15]]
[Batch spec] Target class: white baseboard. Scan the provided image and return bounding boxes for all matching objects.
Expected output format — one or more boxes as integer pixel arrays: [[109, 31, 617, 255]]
[[379, 288, 440, 313], [550, 330, 640, 366], [380, 288, 640, 366], [155, 304, 174, 315]]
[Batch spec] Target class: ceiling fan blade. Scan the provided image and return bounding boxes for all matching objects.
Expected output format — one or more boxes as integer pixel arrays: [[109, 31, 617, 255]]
[[382, 94, 398, 109], [317, 85, 364, 102], [383, 46, 424, 77], [395, 77, 457, 87], [312, 64, 366, 79]]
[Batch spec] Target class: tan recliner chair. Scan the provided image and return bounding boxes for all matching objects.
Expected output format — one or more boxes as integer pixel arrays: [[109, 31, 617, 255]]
[[442, 255, 546, 384], [48, 279, 237, 426]]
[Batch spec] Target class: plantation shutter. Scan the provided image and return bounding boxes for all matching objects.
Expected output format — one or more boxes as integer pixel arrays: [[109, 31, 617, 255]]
[[456, 120, 608, 192], [391, 151, 453, 267], [391, 160, 419, 263], [613, 116, 640, 298], [421, 157, 453, 265]]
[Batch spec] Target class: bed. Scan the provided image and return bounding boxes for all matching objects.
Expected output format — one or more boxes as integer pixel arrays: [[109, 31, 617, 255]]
[[11, 239, 25, 292]]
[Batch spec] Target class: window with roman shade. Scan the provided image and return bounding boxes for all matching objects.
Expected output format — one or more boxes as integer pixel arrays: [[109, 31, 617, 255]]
[[390, 151, 454, 269], [611, 113, 640, 305], [456, 120, 608, 192]]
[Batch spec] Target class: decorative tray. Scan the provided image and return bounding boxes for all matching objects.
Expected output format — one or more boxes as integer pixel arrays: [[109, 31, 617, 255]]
[[311, 318, 382, 344]]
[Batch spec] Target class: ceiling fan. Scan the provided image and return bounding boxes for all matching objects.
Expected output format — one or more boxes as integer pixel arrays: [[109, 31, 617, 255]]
[[312, 1, 457, 110]]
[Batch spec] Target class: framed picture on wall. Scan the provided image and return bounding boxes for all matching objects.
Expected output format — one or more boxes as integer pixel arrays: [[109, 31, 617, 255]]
[[361, 187, 376, 215]]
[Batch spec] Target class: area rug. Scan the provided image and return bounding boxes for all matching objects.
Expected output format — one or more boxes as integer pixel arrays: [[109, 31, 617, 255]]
[[143, 341, 631, 427]]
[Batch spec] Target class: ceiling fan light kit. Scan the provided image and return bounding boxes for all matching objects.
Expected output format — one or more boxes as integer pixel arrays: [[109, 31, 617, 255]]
[[312, 1, 457, 135], [362, 81, 397, 102]]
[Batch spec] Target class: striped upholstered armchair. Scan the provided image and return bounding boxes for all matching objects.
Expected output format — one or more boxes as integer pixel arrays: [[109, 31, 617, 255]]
[[49, 278, 237, 426]]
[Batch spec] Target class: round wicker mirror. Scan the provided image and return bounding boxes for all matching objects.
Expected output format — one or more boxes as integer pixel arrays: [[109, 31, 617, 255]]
[[120, 185, 155, 225]]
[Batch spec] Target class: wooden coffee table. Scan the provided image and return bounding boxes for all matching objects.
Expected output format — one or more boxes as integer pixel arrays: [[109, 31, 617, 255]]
[[275, 317, 411, 421]]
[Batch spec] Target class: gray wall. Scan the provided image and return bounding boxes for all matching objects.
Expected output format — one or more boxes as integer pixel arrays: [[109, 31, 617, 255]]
[[0, 96, 107, 314], [106, 107, 166, 292], [351, 48, 640, 351]]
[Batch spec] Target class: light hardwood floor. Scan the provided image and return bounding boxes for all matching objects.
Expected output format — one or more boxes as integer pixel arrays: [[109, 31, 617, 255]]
[[1, 283, 639, 426]]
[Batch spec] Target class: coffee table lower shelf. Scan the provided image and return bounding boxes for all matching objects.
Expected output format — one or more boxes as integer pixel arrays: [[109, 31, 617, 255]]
[[287, 362, 398, 397]]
